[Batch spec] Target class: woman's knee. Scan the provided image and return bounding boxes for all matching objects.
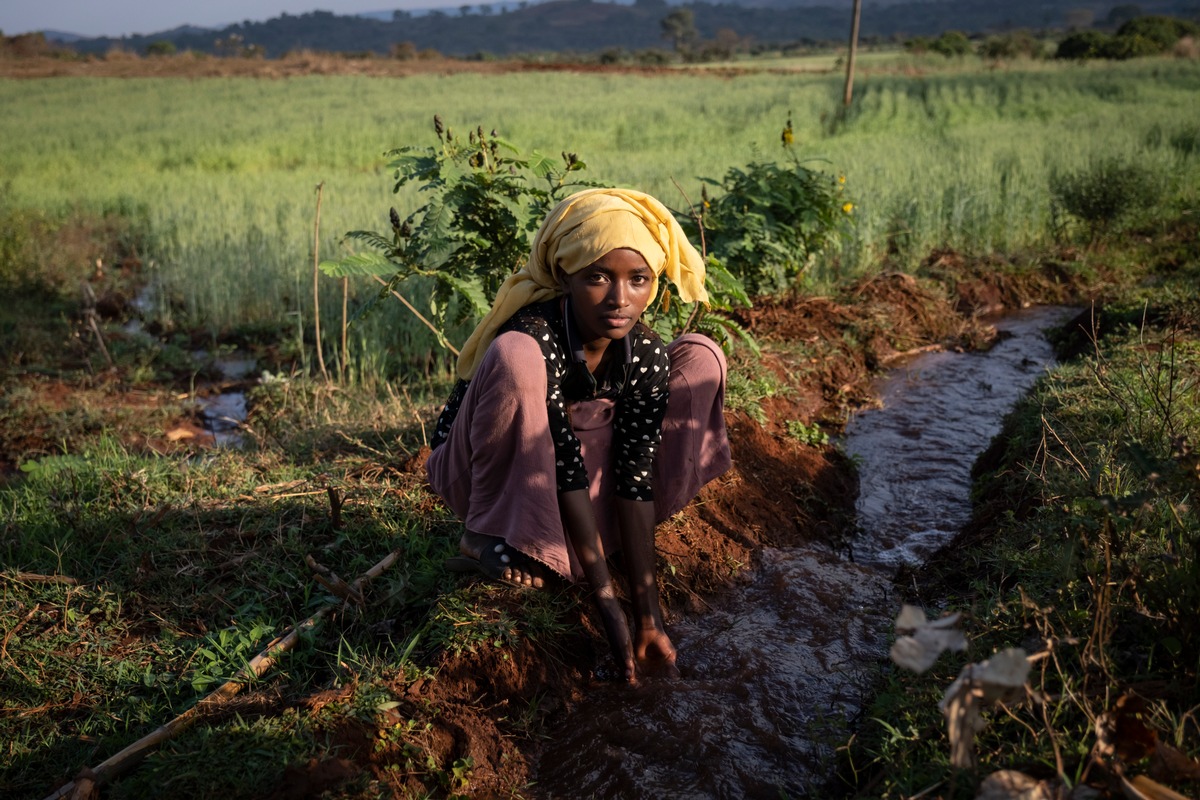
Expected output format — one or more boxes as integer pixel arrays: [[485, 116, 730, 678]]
[[668, 333, 727, 387], [479, 332, 548, 395]]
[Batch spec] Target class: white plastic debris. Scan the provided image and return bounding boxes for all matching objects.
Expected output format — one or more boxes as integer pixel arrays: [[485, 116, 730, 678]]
[[889, 604, 968, 674], [939, 648, 1032, 768]]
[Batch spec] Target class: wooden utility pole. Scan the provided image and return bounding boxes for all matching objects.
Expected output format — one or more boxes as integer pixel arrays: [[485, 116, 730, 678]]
[[842, 0, 862, 107]]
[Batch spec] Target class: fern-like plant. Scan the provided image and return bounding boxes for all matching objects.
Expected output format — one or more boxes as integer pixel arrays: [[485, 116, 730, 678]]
[[320, 116, 595, 352]]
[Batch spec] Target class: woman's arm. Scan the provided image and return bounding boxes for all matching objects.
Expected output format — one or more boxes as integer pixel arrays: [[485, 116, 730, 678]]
[[558, 488, 636, 683], [615, 498, 678, 677]]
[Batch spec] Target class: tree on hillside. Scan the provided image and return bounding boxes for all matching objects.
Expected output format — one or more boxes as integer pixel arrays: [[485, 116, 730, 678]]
[[661, 8, 698, 54], [1106, 4, 1143, 27], [1064, 8, 1095, 30], [1117, 14, 1199, 49], [146, 40, 176, 56]]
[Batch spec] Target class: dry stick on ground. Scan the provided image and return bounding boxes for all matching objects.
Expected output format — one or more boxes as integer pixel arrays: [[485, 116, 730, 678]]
[[2, 572, 78, 585], [341, 275, 349, 383], [47, 544, 406, 800], [305, 554, 363, 605], [371, 275, 461, 357], [2, 603, 42, 684], [79, 283, 113, 368], [313, 181, 329, 383]]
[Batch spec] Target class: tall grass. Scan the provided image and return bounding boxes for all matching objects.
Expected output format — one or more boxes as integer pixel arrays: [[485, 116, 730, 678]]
[[2, 58, 1198, 378]]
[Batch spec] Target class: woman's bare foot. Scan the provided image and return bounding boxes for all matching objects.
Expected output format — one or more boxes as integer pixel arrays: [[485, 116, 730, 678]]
[[634, 628, 680, 679], [457, 531, 549, 588]]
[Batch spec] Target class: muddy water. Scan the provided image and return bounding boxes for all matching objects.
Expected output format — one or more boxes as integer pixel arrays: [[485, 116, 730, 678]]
[[845, 305, 1077, 570], [532, 306, 1075, 799], [536, 548, 892, 798], [192, 354, 255, 447]]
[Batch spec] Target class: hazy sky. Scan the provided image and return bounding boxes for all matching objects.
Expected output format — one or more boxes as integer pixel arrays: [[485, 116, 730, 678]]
[[1, 1, 468, 38]]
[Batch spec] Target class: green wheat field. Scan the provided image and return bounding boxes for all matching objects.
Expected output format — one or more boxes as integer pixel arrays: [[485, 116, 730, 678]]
[[3, 57, 1199, 373]]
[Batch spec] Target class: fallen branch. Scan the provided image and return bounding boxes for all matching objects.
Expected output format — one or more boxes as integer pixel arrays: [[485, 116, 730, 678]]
[[45, 543, 405, 800], [2, 572, 79, 585], [879, 343, 944, 366], [2, 603, 41, 685], [305, 554, 363, 605]]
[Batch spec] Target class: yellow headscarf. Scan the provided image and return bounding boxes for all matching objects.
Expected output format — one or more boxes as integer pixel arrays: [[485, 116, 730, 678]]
[[455, 187, 708, 380]]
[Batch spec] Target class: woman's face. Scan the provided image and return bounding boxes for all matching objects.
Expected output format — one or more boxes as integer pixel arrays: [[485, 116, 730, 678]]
[[562, 248, 655, 346]]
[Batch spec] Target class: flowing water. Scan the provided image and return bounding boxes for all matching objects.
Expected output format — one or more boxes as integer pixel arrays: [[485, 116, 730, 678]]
[[533, 306, 1077, 799], [845, 305, 1078, 570]]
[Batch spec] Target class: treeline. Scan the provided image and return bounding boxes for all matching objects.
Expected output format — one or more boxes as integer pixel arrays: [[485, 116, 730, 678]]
[[36, 0, 1200, 59], [904, 14, 1199, 59]]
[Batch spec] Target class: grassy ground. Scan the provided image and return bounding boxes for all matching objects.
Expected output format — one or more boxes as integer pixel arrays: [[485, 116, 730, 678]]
[[5, 203, 1197, 800], [3, 51, 1199, 800]]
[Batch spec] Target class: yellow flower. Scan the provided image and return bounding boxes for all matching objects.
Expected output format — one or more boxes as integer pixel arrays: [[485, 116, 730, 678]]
[[838, 175, 846, 184], [842, 202, 854, 214]]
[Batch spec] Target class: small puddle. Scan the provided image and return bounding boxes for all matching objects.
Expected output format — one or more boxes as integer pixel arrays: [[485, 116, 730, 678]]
[[192, 352, 255, 448], [123, 284, 253, 448], [197, 390, 249, 447], [532, 306, 1076, 799]]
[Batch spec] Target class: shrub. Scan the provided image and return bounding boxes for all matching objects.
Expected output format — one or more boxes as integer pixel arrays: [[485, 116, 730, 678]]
[[1116, 14, 1200, 51], [634, 48, 673, 66], [320, 119, 596, 350], [1049, 157, 1159, 238], [687, 157, 852, 296], [145, 40, 176, 57], [928, 30, 973, 58], [978, 30, 1044, 60], [1101, 32, 1164, 59], [1055, 30, 1112, 59]]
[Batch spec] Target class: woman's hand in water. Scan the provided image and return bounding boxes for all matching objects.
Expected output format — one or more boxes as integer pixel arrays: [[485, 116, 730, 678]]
[[559, 490, 637, 683]]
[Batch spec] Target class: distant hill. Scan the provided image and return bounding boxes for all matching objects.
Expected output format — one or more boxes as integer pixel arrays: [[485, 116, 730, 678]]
[[59, 0, 1200, 58], [41, 30, 88, 43]]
